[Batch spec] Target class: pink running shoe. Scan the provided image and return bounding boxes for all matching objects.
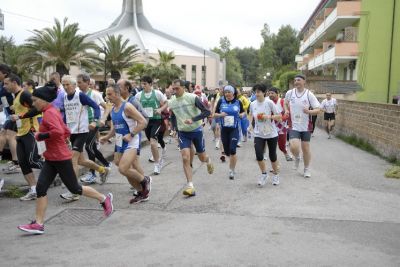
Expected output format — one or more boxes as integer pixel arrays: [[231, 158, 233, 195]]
[[18, 221, 44, 234], [101, 193, 114, 217]]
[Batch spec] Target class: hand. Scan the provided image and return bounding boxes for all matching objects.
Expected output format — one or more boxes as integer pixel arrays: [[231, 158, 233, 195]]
[[99, 120, 105, 127], [220, 112, 227, 117], [257, 113, 265, 120], [154, 108, 161, 115], [99, 137, 108, 145], [184, 119, 193, 125], [247, 126, 253, 133], [303, 108, 310, 114], [89, 122, 97, 130], [123, 133, 132, 142], [10, 115, 19, 122]]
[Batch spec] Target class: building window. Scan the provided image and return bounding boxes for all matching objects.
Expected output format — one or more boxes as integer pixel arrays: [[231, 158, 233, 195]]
[[191, 65, 196, 84], [181, 64, 186, 80], [201, 66, 206, 86]]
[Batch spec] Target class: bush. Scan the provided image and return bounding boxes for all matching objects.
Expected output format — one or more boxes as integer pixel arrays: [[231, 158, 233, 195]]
[[279, 71, 300, 90]]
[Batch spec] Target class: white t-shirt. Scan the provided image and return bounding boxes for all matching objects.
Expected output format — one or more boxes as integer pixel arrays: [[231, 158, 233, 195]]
[[90, 90, 105, 117], [285, 88, 320, 132], [320, 98, 337, 113], [250, 98, 279, 139], [135, 90, 167, 103]]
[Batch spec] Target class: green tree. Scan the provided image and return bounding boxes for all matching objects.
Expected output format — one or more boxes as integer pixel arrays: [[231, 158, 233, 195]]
[[97, 34, 140, 81], [234, 47, 260, 86], [212, 36, 243, 86], [127, 63, 149, 80], [273, 25, 299, 67], [23, 18, 97, 77], [146, 50, 183, 88]]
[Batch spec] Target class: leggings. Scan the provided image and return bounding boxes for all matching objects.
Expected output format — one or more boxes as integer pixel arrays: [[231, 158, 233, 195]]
[[240, 117, 249, 137], [278, 133, 288, 154], [221, 127, 239, 156], [36, 159, 82, 198], [311, 115, 317, 134], [16, 132, 43, 175], [85, 127, 109, 173], [254, 136, 278, 162]]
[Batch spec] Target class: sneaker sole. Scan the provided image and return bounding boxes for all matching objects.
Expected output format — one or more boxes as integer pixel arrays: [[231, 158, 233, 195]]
[[129, 196, 149, 204], [183, 191, 196, 197], [20, 197, 37, 201], [17, 227, 44, 234], [59, 195, 80, 201]]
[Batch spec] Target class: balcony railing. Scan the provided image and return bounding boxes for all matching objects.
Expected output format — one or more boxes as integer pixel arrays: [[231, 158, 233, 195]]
[[308, 42, 358, 70]]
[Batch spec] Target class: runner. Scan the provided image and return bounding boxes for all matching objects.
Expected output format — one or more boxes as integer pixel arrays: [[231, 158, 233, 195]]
[[17, 83, 113, 235], [237, 88, 250, 143], [135, 76, 167, 175], [268, 87, 293, 161], [100, 85, 151, 203], [320, 92, 338, 139], [284, 74, 320, 178], [214, 85, 245, 180], [249, 84, 281, 186], [159, 79, 214, 197], [5, 74, 43, 201], [76, 74, 111, 184], [60, 75, 110, 201]]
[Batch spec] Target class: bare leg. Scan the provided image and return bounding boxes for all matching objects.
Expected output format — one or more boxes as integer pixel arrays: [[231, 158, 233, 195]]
[[35, 196, 48, 225], [81, 185, 105, 202], [301, 141, 311, 168], [6, 130, 17, 161], [150, 138, 159, 163]]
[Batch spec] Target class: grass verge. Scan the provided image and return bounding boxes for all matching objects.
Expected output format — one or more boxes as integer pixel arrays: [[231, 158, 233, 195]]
[[3, 185, 25, 198]]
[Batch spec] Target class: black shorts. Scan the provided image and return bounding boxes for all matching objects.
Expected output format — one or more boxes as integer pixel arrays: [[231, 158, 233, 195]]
[[145, 119, 162, 141], [3, 120, 17, 132], [70, 133, 88, 152], [289, 130, 311, 142], [324, 113, 335, 121]]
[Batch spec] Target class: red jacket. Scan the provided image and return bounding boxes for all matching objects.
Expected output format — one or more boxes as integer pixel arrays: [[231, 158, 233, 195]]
[[36, 104, 72, 161]]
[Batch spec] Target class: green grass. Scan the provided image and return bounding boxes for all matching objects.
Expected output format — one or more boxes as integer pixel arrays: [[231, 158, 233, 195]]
[[336, 134, 400, 179], [3, 185, 25, 198]]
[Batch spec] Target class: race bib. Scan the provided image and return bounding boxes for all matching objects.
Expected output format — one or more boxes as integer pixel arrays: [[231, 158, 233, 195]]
[[115, 133, 123, 147], [259, 123, 272, 135], [224, 116, 235, 127], [293, 113, 303, 124], [1, 96, 9, 108], [143, 107, 153, 118], [66, 111, 76, 123], [16, 119, 22, 128], [37, 141, 46, 155]]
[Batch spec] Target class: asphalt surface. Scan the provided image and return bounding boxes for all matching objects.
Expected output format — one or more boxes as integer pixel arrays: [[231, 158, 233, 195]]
[[1, 128, 399, 266]]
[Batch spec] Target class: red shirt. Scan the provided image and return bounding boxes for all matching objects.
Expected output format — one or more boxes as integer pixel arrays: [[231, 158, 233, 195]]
[[37, 104, 72, 161]]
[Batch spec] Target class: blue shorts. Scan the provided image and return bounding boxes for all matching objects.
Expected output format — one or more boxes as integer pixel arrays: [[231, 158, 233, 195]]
[[115, 133, 141, 154], [178, 130, 205, 153]]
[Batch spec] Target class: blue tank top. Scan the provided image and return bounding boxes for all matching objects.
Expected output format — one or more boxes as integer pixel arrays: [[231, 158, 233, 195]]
[[111, 102, 130, 136], [220, 97, 241, 128]]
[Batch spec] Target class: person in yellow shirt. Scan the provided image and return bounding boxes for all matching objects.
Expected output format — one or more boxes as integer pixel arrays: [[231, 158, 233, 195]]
[[4, 74, 43, 201], [237, 88, 251, 143]]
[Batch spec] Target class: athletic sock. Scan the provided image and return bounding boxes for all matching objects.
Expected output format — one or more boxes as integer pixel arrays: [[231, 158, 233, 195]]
[[187, 182, 194, 188], [97, 166, 105, 173], [30, 186, 36, 193]]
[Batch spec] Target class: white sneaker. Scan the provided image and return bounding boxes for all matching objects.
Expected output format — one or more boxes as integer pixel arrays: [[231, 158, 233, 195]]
[[80, 172, 97, 184], [215, 139, 220, 150], [148, 155, 155, 162], [0, 178, 4, 192], [304, 168, 311, 178], [229, 170, 235, 180], [60, 191, 80, 201], [153, 163, 161, 175], [237, 142, 242, 147], [20, 190, 37, 201], [272, 174, 280, 185], [99, 167, 111, 185], [285, 154, 293, 161], [294, 157, 300, 170], [257, 173, 268, 187], [158, 158, 164, 170], [157, 143, 161, 148]]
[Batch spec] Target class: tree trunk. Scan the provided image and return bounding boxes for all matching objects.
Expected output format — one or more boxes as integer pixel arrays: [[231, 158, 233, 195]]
[[56, 64, 69, 78], [110, 70, 121, 82]]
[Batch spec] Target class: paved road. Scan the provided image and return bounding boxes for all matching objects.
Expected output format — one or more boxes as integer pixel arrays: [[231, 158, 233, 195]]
[[1, 128, 399, 266]]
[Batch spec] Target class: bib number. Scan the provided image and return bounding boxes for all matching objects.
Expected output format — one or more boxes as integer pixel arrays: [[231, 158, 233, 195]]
[[37, 141, 46, 155], [293, 113, 303, 124], [224, 116, 235, 127], [143, 107, 154, 118], [66, 111, 76, 123], [115, 133, 123, 147]]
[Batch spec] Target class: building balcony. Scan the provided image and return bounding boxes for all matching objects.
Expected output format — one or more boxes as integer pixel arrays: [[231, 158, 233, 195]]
[[308, 42, 358, 70], [300, 1, 361, 55]]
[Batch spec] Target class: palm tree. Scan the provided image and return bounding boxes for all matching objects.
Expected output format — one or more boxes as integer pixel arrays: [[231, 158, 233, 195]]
[[147, 50, 183, 88], [23, 18, 97, 77], [97, 34, 140, 81]]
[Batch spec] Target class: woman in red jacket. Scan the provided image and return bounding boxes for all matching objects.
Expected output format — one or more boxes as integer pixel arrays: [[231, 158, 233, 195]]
[[18, 82, 113, 235]]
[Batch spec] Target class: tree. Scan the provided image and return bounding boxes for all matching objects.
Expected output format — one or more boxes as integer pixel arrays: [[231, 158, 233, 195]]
[[273, 25, 299, 67], [146, 50, 183, 88], [212, 36, 243, 86], [234, 47, 260, 86], [127, 63, 149, 81], [24, 18, 97, 77], [97, 34, 140, 81]]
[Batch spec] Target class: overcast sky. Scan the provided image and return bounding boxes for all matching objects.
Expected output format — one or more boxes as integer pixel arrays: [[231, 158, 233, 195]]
[[1, 0, 320, 49]]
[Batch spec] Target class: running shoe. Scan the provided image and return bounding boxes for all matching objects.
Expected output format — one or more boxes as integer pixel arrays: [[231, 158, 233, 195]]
[[229, 170, 235, 180], [304, 168, 311, 178], [101, 193, 114, 217], [3, 163, 21, 174], [257, 173, 268, 187], [20, 190, 37, 201], [148, 155, 155, 162], [285, 154, 293, 161], [220, 155, 226, 162], [183, 186, 196, 197], [153, 163, 161, 175], [206, 159, 214, 174], [129, 192, 149, 204], [18, 221, 44, 234], [80, 172, 97, 184], [237, 142, 242, 147], [215, 139, 220, 150], [99, 167, 111, 184], [272, 174, 280, 185], [141, 176, 152, 199], [0, 178, 4, 192], [60, 191, 80, 201]]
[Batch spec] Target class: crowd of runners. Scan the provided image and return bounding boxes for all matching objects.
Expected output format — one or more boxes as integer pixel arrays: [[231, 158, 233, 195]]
[[0, 63, 338, 235]]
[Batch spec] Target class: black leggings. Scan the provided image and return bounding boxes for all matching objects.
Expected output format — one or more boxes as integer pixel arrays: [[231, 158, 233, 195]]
[[254, 136, 278, 162], [36, 159, 82, 198], [85, 127, 109, 173], [16, 132, 43, 175]]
